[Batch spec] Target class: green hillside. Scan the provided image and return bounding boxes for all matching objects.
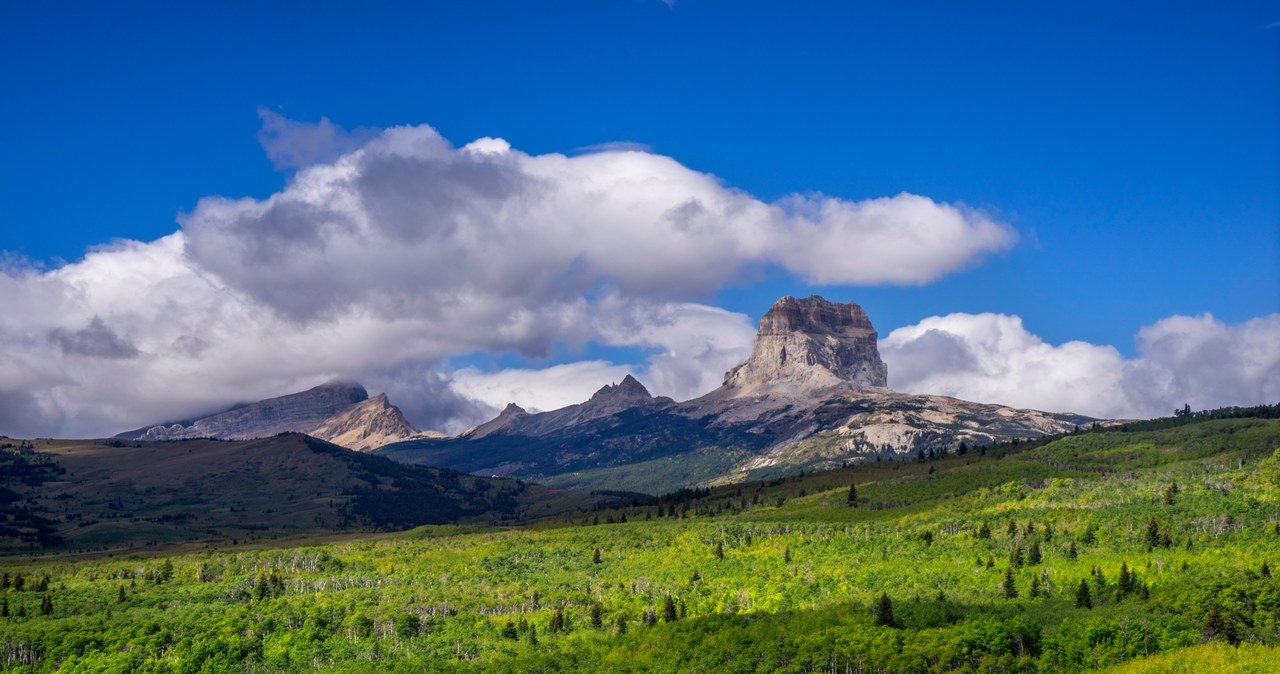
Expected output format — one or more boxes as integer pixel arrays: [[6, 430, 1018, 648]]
[[2, 411, 1279, 672], [0, 434, 621, 556]]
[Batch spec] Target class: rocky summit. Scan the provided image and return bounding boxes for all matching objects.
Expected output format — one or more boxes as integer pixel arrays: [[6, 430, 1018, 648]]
[[378, 295, 1096, 494], [119, 381, 432, 451], [723, 295, 888, 392]]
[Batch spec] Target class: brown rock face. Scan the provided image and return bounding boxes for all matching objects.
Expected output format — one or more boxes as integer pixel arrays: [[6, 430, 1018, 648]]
[[723, 295, 888, 391], [306, 393, 440, 451]]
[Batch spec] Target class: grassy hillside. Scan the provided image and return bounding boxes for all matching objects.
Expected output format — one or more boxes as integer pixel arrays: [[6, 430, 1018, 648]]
[[0, 434, 621, 556], [1, 414, 1278, 672]]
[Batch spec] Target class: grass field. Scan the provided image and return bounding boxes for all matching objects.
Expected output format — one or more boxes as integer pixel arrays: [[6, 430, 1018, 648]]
[[1, 414, 1278, 672]]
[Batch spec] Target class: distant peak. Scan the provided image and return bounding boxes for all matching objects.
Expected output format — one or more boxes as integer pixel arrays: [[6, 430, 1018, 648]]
[[500, 402, 528, 416], [590, 374, 653, 403], [722, 295, 888, 391]]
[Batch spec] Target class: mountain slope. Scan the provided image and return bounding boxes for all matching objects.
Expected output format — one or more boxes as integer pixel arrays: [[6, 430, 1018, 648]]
[[0, 434, 622, 554], [305, 393, 442, 451], [380, 296, 1093, 492]]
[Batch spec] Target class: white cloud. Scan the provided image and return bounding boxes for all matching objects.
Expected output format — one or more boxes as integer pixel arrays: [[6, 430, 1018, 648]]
[[452, 361, 636, 416], [0, 115, 1014, 438], [882, 312, 1280, 419]]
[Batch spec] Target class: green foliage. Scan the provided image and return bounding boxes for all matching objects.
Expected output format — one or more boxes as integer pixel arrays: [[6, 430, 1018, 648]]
[[1, 416, 1278, 672]]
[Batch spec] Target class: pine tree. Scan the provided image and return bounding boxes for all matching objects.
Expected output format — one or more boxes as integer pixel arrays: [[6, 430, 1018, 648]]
[[986, 555, 995, 569], [593, 548, 602, 564], [1163, 482, 1179, 506], [0, 596, 7, 617], [1006, 520, 1018, 537], [783, 547, 791, 564], [118, 585, 126, 603], [590, 602, 603, 627], [923, 531, 933, 547], [847, 483, 858, 506], [1030, 574, 1041, 598], [40, 595, 52, 616], [526, 624, 538, 646], [615, 614, 628, 634], [662, 594, 677, 623], [1262, 561, 1272, 579], [875, 593, 895, 627], [1009, 544, 1024, 569], [502, 620, 518, 639], [550, 607, 565, 633], [643, 607, 657, 626], [714, 541, 724, 560], [1081, 524, 1097, 545], [1075, 579, 1092, 609], [1117, 561, 1136, 596], [1028, 540, 1042, 565], [977, 521, 992, 539], [689, 569, 701, 584], [1068, 541, 1078, 559], [1145, 518, 1161, 549], [1003, 567, 1018, 599]]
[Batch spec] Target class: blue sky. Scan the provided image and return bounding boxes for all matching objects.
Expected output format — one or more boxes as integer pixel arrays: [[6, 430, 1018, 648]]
[[1, 2, 1277, 436]]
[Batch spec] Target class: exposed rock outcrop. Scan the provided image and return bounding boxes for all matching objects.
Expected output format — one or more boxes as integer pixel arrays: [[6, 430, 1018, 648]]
[[376, 295, 1096, 493], [306, 393, 441, 452], [125, 381, 370, 442], [723, 296, 887, 392], [119, 381, 439, 452]]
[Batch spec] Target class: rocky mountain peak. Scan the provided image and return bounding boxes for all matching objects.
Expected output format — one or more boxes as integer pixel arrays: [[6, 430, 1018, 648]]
[[589, 374, 653, 403], [723, 295, 888, 392], [305, 391, 438, 452]]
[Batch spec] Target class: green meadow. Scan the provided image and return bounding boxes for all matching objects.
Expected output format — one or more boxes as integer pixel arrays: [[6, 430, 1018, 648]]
[[3, 413, 1279, 672]]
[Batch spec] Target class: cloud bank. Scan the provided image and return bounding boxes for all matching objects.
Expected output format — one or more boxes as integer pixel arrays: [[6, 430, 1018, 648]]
[[882, 312, 1280, 419], [0, 116, 1013, 438]]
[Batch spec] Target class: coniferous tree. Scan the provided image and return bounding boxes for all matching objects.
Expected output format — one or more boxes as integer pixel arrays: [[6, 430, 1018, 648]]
[[1006, 520, 1018, 537], [1075, 579, 1092, 608], [1030, 574, 1041, 598], [615, 614, 628, 634], [643, 607, 657, 626], [923, 531, 933, 547], [40, 595, 52, 616], [1028, 540, 1042, 565], [1081, 524, 1097, 545], [590, 602, 603, 627], [1145, 518, 1161, 549], [847, 483, 858, 506], [1003, 567, 1018, 599], [118, 585, 126, 603], [550, 607, 565, 633], [662, 594, 677, 623], [0, 596, 7, 618], [526, 624, 538, 646], [1163, 482, 1179, 506], [1117, 561, 1136, 596], [502, 620, 518, 639], [714, 541, 724, 560], [592, 548, 602, 564], [0, 572, 8, 590], [875, 593, 895, 627], [1068, 541, 1079, 559], [1262, 561, 1272, 579], [689, 569, 701, 584], [1043, 522, 1055, 542], [1009, 544, 1024, 569], [977, 521, 992, 539]]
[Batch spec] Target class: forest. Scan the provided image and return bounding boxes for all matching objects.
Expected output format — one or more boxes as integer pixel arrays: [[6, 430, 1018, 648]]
[[2, 409, 1279, 672]]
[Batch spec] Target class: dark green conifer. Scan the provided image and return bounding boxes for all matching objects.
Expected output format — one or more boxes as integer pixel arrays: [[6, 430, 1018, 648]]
[[1003, 567, 1018, 599], [1075, 579, 1092, 608], [875, 592, 895, 627]]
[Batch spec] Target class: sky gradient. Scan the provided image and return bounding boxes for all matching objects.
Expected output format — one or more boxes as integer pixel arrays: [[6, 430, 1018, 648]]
[[1, 2, 1277, 437]]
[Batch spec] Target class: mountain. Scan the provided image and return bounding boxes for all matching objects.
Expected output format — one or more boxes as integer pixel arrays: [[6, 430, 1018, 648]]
[[378, 295, 1095, 493], [0, 433, 629, 554], [306, 393, 444, 451], [118, 381, 431, 451]]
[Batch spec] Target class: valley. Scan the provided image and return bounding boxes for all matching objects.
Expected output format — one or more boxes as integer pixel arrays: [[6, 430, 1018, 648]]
[[2, 411, 1278, 672]]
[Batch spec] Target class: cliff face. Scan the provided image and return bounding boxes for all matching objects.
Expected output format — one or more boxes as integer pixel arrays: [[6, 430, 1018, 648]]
[[305, 393, 440, 452], [722, 296, 888, 392], [129, 381, 370, 442], [378, 295, 1093, 494]]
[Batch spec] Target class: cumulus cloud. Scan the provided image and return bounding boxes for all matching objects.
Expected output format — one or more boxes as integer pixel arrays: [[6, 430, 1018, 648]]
[[0, 115, 1013, 438], [882, 312, 1280, 419]]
